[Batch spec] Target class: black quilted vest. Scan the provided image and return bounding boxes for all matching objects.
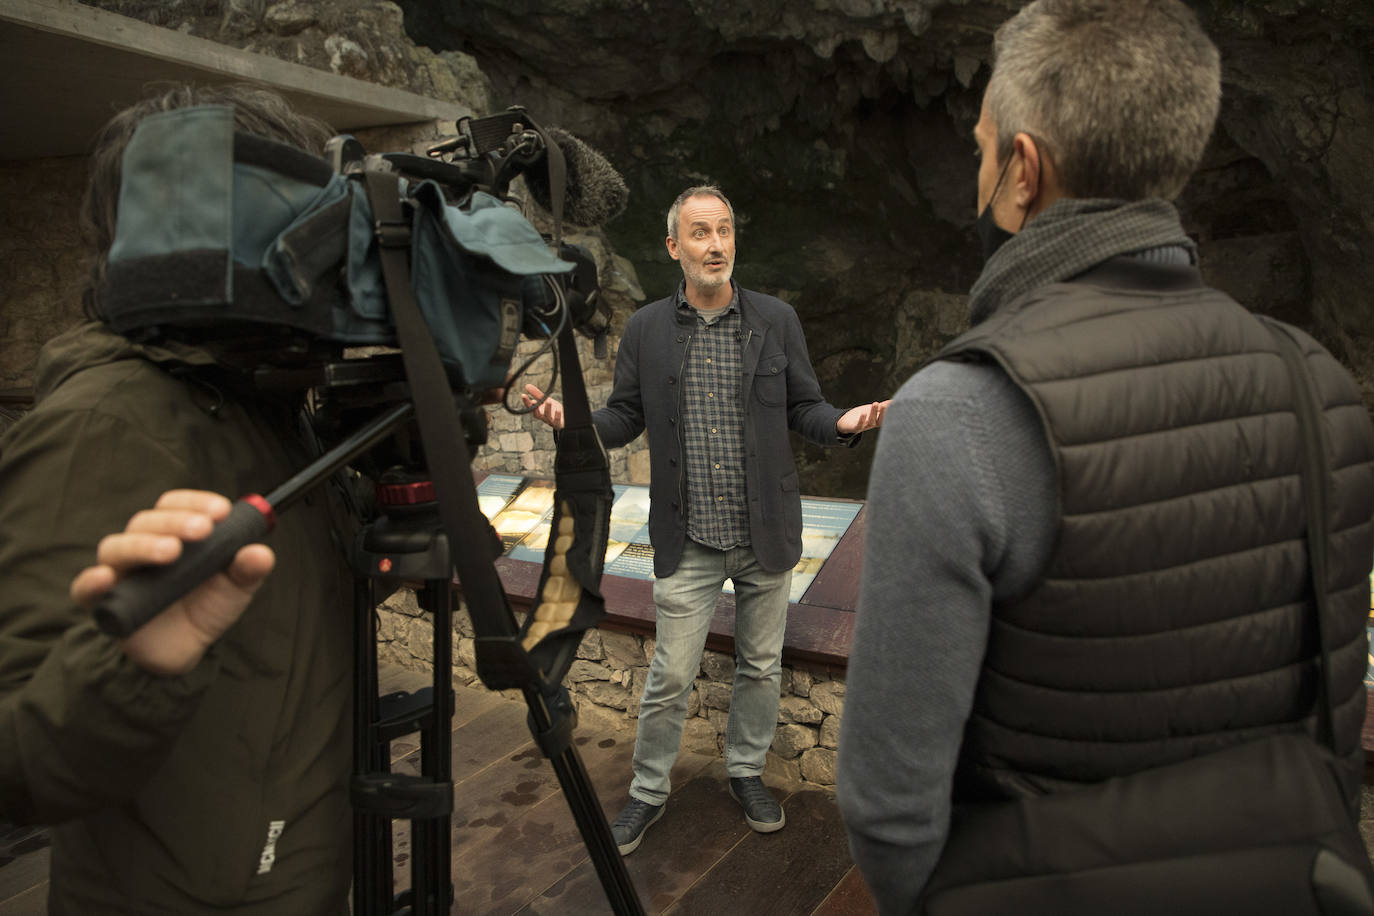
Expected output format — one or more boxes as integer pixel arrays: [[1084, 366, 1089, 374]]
[[938, 257, 1374, 800]]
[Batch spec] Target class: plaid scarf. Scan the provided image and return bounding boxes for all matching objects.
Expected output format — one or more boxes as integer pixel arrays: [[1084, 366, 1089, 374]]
[[967, 197, 1197, 325]]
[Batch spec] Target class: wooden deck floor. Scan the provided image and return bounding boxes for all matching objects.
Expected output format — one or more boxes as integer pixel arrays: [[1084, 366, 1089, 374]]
[[0, 665, 877, 915]]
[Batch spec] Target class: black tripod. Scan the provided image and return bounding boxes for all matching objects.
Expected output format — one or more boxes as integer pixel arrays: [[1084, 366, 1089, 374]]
[[94, 396, 644, 915], [345, 463, 645, 916], [350, 472, 457, 915]]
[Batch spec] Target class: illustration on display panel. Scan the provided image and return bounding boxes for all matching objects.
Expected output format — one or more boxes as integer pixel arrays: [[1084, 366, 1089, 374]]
[[480, 474, 860, 603]]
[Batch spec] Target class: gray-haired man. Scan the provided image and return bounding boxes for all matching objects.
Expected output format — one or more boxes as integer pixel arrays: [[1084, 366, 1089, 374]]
[[837, 1, 1374, 912], [526, 185, 887, 854]]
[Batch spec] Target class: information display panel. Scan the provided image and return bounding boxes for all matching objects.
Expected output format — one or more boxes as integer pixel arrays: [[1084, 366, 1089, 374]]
[[480, 474, 861, 602]]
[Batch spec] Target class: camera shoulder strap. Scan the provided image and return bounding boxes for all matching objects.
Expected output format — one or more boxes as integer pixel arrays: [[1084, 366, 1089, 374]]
[[362, 166, 521, 654], [1262, 317, 1338, 752], [360, 163, 611, 689], [361, 159, 642, 916], [518, 309, 614, 679]]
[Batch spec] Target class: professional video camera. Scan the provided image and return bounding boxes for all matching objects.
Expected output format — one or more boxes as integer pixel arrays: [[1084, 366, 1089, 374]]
[[101, 105, 617, 397], [92, 104, 644, 915]]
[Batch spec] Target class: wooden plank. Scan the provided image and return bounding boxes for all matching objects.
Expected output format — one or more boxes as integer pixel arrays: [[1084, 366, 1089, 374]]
[[389, 698, 533, 791], [452, 743, 636, 915], [449, 684, 523, 734], [0, 827, 49, 914], [779, 604, 857, 668], [386, 695, 536, 897], [810, 865, 879, 916], [440, 722, 648, 915], [0, 847, 48, 902], [663, 791, 854, 916], [443, 739, 715, 915], [519, 759, 768, 915], [0, 881, 46, 916], [381, 671, 516, 764]]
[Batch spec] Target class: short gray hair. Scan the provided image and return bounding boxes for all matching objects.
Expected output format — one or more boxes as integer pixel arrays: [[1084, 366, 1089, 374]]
[[666, 185, 736, 240], [985, 0, 1221, 201]]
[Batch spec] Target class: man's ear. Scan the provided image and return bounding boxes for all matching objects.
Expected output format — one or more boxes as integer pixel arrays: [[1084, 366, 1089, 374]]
[[665, 235, 681, 261], [1011, 132, 1042, 210]]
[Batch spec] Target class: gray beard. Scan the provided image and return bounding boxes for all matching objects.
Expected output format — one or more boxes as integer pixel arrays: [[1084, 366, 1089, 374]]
[[687, 266, 732, 292]]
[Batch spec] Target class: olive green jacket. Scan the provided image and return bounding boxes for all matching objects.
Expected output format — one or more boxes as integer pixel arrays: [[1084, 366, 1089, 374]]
[[0, 324, 355, 914]]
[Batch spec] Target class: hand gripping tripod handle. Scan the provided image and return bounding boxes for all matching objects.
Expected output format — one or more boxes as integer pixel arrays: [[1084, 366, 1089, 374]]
[[92, 496, 274, 638]]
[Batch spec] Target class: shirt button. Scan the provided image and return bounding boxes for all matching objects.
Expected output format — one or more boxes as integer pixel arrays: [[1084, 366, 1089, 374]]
[[707, 392, 714, 398], [706, 357, 712, 363], [771, 366, 779, 374], [711, 427, 717, 434], [717, 496, 724, 502], [668, 376, 676, 385], [714, 463, 720, 469]]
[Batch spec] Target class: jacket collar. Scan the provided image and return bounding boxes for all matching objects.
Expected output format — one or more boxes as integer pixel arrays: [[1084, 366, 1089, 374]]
[[1069, 255, 1206, 294], [667, 283, 775, 344], [34, 322, 220, 400]]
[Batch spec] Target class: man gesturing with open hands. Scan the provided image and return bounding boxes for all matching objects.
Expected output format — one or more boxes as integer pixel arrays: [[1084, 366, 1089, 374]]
[[523, 184, 887, 856]]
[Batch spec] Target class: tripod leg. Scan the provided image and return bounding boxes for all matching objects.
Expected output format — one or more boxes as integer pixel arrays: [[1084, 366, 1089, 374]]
[[353, 577, 393, 915], [550, 748, 645, 915], [524, 687, 646, 916], [410, 578, 454, 915]]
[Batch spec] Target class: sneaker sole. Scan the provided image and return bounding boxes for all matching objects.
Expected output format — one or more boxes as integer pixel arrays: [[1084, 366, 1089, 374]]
[[728, 785, 786, 834], [616, 804, 665, 856]]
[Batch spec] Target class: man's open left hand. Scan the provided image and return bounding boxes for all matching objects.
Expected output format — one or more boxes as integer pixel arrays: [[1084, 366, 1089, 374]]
[[838, 400, 891, 435]]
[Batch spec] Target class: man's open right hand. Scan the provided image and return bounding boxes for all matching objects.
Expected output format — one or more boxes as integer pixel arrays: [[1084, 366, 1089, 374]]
[[522, 383, 566, 430]]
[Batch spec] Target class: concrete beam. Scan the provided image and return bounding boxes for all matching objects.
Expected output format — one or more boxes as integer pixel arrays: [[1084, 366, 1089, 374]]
[[0, 0, 468, 160]]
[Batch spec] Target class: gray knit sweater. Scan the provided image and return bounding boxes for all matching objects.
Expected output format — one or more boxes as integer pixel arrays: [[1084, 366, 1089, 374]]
[[835, 358, 1056, 915]]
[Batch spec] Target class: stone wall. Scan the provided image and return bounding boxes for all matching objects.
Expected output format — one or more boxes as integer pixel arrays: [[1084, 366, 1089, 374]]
[[468, 227, 651, 484], [375, 588, 848, 789], [0, 157, 90, 390]]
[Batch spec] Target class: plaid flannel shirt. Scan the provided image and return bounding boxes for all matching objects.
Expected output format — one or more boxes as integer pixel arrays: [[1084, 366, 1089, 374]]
[[676, 284, 750, 549]]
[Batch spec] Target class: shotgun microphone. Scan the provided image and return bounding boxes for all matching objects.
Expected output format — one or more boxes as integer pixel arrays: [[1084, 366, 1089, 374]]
[[524, 128, 629, 228]]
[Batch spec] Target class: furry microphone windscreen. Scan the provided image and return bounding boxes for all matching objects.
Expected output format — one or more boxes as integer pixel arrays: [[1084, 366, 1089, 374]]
[[524, 128, 630, 227]]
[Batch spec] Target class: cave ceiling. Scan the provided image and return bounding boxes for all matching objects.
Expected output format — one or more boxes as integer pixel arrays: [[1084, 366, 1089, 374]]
[[393, 0, 1374, 493], [71, 0, 1374, 495]]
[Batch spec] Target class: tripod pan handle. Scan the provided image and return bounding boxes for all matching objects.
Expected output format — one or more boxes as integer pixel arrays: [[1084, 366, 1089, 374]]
[[92, 497, 275, 638]]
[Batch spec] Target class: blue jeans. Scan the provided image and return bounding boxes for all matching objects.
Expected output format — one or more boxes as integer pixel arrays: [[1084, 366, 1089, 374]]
[[628, 540, 791, 806]]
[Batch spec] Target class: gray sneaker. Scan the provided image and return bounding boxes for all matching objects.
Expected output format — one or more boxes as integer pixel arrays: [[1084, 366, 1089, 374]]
[[728, 776, 785, 833], [610, 797, 664, 855]]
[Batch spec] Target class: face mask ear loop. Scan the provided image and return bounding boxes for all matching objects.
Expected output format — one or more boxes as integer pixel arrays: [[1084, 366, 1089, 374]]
[[986, 133, 1049, 230], [982, 151, 1014, 220], [1017, 134, 1052, 230]]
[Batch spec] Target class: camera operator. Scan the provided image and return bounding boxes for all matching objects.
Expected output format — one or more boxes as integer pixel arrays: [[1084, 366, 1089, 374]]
[[0, 86, 355, 914]]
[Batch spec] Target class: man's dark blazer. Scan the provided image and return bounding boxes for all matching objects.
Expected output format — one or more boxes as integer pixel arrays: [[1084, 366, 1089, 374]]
[[592, 285, 855, 577]]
